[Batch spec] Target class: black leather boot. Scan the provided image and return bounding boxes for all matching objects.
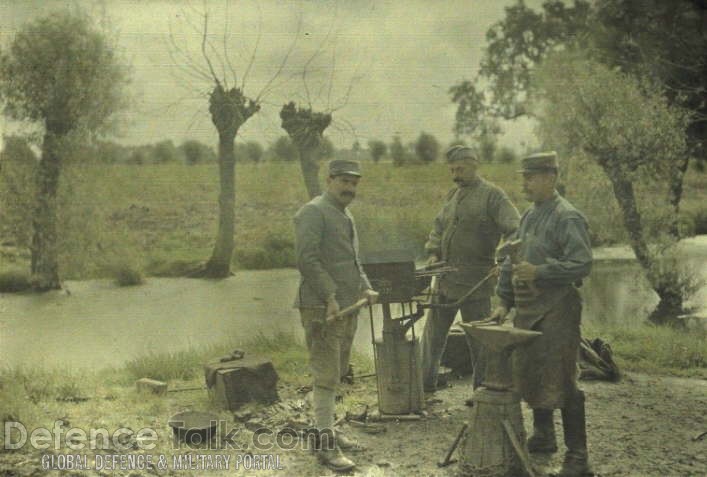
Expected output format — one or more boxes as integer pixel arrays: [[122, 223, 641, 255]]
[[527, 408, 558, 453], [557, 391, 593, 477]]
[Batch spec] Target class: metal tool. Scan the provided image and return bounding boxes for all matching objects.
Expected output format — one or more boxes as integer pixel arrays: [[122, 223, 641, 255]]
[[437, 423, 468, 468], [502, 419, 537, 477]]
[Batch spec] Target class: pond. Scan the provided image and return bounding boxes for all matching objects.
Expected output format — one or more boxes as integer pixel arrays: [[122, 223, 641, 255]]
[[1, 237, 705, 370]]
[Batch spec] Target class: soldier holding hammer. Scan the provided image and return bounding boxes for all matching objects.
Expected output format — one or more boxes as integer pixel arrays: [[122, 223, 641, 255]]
[[293, 159, 378, 472], [491, 152, 594, 477]]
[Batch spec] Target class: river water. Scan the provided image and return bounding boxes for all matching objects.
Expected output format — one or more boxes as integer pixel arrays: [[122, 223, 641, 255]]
[[1, 237, 705, 370]]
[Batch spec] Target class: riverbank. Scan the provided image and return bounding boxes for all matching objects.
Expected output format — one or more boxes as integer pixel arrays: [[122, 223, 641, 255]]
[[1, 333, 705, 477]]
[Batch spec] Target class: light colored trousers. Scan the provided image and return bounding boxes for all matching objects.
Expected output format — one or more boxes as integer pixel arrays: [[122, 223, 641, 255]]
[[300, 308, 358, 391]]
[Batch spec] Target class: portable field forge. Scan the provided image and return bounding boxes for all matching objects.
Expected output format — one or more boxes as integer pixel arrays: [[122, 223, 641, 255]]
[[361, 250, 454, 416]]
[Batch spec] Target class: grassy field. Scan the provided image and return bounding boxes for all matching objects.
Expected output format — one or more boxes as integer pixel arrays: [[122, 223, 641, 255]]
[[2, 159, 705, 280]]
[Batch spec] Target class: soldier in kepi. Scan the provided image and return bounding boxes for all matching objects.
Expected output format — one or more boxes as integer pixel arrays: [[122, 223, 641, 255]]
[[293, 159, 378, 473], [421, 145, 520, 392], [490, 152, 594, 477]]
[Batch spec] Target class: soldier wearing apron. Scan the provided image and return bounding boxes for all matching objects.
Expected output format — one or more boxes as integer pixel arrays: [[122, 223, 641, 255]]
[[490, 152, 594, 477]]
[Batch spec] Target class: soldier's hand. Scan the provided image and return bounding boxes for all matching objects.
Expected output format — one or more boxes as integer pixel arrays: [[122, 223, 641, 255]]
[[326, 295, 340, 318], [425, 254, 439, 267], [488, 305, 510, 324], [363, 289, 379, 305], [512, 261, 537, 282]]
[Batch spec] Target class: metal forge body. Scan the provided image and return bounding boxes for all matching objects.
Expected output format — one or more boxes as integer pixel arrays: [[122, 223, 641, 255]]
[[362, 251, 431, 415]]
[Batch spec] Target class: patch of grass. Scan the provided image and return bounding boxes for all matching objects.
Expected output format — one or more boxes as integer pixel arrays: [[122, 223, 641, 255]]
[[0, 268, 31, 292], [234, 234, 296, 269], [583, 320, 707, 378], [121, 332, 311, 385], [145, 258, 204, 277], [109, 263, 145, 286], [123, 348, 208, 382]]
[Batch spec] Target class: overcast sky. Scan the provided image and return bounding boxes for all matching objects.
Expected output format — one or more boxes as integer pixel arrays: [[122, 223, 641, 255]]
[[1, 0, 539, 150]]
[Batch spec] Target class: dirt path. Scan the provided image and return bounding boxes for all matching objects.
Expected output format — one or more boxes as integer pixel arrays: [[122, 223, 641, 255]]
[[2, 372, 705, 477]]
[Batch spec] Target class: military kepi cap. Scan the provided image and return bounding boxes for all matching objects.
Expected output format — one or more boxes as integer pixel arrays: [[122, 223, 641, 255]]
[[518, 151, 559, 173], [328, 159, 362, 177], [445, 145, 478, 163]]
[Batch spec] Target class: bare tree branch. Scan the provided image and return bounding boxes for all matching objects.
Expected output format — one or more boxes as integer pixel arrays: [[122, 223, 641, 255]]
[[330, 70, 363, 113], [326, 41, 337, 111], [241, 1, 263, 90], [200, 5, 221, 86], [167, 20, 213, 82], [222, 0, 238, 86], [256, 14, 302, 103]]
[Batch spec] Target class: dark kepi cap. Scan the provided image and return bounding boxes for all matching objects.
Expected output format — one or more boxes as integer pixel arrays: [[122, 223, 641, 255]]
[[518, 151, 559, 173], [445, 145, 478, 163], [328, 159, 362, 177]]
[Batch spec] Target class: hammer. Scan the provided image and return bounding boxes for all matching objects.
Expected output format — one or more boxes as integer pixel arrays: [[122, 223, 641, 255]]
[[326, 298, 369, 322]]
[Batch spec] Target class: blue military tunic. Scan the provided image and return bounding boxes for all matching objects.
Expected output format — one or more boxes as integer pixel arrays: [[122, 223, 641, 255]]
[[293, 191, 372, 310], [496, 191, 593, 408]]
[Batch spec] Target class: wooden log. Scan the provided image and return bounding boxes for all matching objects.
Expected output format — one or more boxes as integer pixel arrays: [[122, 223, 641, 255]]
[[458, 388, 528, 476], [135, 378, 168, 395]]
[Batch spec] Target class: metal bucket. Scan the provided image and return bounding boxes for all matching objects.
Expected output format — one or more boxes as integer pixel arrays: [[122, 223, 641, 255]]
[[168, 411, 219, 445]]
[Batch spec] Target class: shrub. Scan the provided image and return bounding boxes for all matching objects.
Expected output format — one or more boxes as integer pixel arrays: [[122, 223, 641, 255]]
[[0, 269, 31, 292]]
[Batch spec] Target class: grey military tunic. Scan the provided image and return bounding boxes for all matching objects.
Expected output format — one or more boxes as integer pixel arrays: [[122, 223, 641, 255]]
[[294, 192, 372, 310], [497, 191, 593, 409], [425, 177, 520, 299]]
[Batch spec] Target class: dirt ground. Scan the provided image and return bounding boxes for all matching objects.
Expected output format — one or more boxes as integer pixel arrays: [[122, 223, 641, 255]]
[[1, 371, 705, 477]]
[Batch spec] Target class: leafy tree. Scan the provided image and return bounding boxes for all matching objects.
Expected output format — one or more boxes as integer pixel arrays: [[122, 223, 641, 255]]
[[180, 139, 216, 165], [414, 132, 439, 163], [390, 136, 407, 167], [93, 140, 128, 164], [495, 146, 517, 164], [368, 139, 387, 162], [318, 136, 335, 161], [0, 136, 37, 248], [153, 139, 182, 164], [243, 141, 264, 163], [535, 52, 693, 325], [478, 133, 497, 163], [0, 10, 128, 289], [450, 0, 706, 237], [270, 136, 298, 162]]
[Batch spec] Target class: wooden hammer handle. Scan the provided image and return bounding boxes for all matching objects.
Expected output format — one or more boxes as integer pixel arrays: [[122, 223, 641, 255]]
[[326, 298, 369, 322]]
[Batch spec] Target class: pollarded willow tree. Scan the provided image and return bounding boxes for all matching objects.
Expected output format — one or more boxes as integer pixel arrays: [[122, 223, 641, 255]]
[[0, 10, 129, 290], [280, 102, 331, 199], [534, 52, 695, 325], [168, 2, 298, 278], [279, 28, 361, 199]]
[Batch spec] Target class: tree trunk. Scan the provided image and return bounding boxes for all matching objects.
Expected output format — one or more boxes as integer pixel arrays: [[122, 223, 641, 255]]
[[666, 155, 689, 238], [30, 132, 62, 291], [605, 164, 683, 325], [204, 133, 236, 278], [298, 145, 321, 199]]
